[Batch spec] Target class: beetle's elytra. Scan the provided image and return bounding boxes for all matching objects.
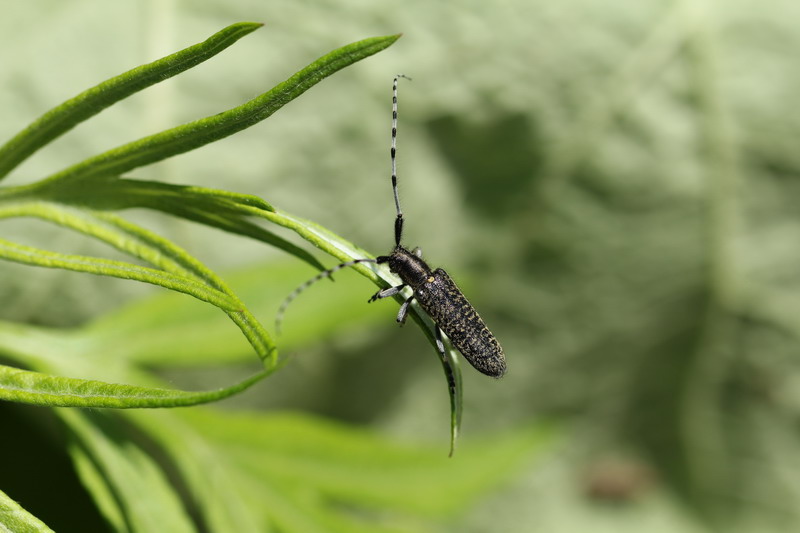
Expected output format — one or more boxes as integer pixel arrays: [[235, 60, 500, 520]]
[[278, 75, 506, 378], [374, 245, 506, 377]]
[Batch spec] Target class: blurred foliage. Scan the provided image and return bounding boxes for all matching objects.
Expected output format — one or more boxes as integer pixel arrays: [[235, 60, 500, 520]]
[[2, 0, 800, 532], [0, 263, 549, 532], [0, 16, 538, 533]]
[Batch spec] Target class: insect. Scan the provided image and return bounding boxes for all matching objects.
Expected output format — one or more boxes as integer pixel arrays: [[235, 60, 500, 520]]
[[278, 75, 506, 378]]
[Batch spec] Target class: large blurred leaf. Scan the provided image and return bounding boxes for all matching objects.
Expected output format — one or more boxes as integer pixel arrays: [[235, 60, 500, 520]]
[[119, 408, 550, 533]]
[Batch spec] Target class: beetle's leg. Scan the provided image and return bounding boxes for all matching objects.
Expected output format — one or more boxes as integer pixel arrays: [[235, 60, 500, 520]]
[[368, 284, 406, 303], [434, 326, 447, 358], [396, 294, 415, 324]]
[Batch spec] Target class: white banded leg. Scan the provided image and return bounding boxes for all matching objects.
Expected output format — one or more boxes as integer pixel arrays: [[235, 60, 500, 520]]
[[368, 284, 406, 303]]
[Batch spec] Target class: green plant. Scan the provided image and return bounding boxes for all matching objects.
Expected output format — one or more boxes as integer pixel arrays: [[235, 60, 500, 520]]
[[0, 23, 546, 531]]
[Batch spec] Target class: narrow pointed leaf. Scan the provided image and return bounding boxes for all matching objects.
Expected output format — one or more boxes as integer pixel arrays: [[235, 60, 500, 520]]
[[0, 364, 271, 408], [0, 238, 239, 310], [0, 202, 218, 285], [0, 201, 277, 365], [0, 22, 263, 181], [439, 348, 463, 457], [33, 34, 401, 188], [29, 176, 326, 272], [165, 204, 327, 272]]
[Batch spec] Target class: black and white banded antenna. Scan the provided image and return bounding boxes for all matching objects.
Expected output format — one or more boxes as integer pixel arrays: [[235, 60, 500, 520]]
[[391, 74, 412, 246], [275, 75, 411, 333], [275, 258, 377, 333]]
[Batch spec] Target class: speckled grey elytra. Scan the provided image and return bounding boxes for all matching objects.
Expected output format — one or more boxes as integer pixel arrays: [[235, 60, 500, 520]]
[[374, 245, 506, 377]]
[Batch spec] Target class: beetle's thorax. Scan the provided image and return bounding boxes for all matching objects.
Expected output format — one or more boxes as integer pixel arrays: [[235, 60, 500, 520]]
[[383, 245, 432, 288]]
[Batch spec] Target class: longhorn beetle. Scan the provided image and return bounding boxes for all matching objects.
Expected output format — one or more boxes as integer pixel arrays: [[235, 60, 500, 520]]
[[278, 75, 506, 378]]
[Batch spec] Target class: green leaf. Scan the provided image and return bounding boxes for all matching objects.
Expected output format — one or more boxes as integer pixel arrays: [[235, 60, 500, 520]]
[[81, 260, 388, 367], [0, 363, 272, 408], [439, 345, 463, 457], [16, 33, 400, 190], [0, 237, 241, 310], [0, 199, 277, 365], [126, 408, 553, 533], [0, 488, 54, 533], [0, 29, 402, 400], [25, 176, 327, 272], [0, 22, 263, 181], [0, 201, 226, 285], [62, 410, 197, 533]]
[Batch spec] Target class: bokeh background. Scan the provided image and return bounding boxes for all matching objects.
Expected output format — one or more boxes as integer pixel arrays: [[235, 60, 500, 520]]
[[2, 1, 800, 531]]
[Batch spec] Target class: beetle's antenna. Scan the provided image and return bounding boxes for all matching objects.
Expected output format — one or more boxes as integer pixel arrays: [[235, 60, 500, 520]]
[[392, 74, 411, 246], [276, 258, 378, 334]]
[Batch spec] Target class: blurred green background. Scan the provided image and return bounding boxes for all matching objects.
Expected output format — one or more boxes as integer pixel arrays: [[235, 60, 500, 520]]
[[3, 0, 800, 531]]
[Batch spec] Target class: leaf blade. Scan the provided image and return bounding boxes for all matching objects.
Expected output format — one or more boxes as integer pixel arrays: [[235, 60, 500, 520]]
[[34, 34, 401, 188], [0, 22, 264, 181], [0, 237, 239, 310], [0, 363, 272, 408], [0, 488, 54, 533], [62, 410, 197, 533], [33, 176, 327, 272], [0, 201, 278, 366]]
